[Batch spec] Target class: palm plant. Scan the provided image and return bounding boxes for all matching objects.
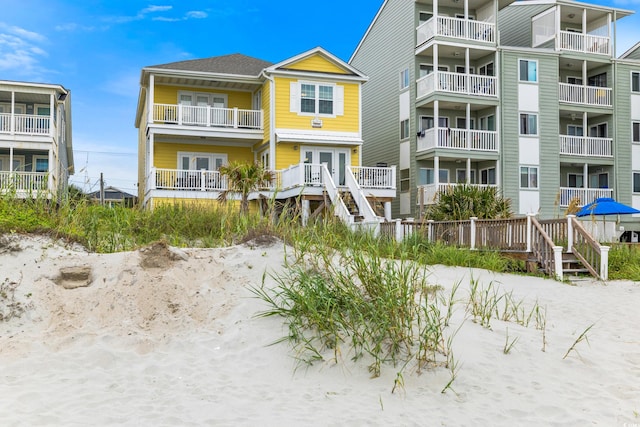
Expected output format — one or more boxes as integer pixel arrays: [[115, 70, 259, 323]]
[[425, 184, 512, 220], [218, 161, 274, 214]]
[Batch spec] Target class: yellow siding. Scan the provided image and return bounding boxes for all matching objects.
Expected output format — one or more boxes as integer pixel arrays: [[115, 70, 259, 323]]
[[261, 81, 271, 143], [274, 77, 360, 132], [274, 143, 361, 169], [285, 54, 350, 74], [154, 143, 253, 169], [153, 85, 252, 109], [137, 103, 148, 200]]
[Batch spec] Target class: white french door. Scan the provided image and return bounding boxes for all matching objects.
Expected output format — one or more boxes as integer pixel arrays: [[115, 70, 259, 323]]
[[302, 147, 350, 186]]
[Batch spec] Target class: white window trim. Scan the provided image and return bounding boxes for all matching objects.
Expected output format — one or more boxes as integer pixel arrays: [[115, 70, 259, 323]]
[[456, 168, 476, 183], [478, 61, 494, 76], [400, 68, 410, 90], [32, 155, 49, 173], [633, 171, 640, 193], [0, 155, 26, 171], [519, 112, 539, 136], [455, 116, 475, 129], [400, 118, 410, 140], [177, 91, 228, 107], [520, 165, 539, 189], [479, 114, 496, 131], [566, 75, 583, 84], [518, 59, 538, 83], [292, 81, 340, 118], [177, 151, 228, 171], [632, 71, 640, 93], [566, 124, 584, 135], [589, 171, 610, 188], [400, 168, 411, 192]]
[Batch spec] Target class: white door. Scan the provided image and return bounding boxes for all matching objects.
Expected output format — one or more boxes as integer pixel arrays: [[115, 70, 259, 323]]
[[305, 148, 350, 186]]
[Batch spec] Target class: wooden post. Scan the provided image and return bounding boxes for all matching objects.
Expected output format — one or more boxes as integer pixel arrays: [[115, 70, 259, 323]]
[[395, 218, 403, 242], [567, 214, 575, 253], [526, 213, 534, 253], [99, 173, 104, 206], [427, 219, 434, 242], [553, 246, 563, 281], [470, 217, 477, 250], [600, 246, 609, 280]]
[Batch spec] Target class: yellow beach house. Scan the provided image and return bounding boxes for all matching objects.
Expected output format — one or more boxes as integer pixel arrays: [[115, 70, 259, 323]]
[[0, 80, 73, 199], [135, 47, 395, 224]]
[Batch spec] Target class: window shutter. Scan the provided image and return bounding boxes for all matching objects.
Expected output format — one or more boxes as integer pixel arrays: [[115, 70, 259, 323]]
[[290, 82, 299, 113], [335, 85, 344, 116]]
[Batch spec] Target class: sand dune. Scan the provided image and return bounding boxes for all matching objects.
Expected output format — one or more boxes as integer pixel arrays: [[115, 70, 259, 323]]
[[0, 234, 638, 426]]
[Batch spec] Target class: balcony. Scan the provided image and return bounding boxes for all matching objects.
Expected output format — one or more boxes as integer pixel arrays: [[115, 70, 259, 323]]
[[0, 113, 52, 136], [559, 135, 612, 157], [151, 104, 263, 130], [0, 171, 48, 195], [559, 187, 613, 207], [417, 128, 498, 153], [417, 71, 497, 99], [418, 183, 497, 205], [558, 83, 611, 107], [417, 16, 495, 46], [558, 31, 611, 56]]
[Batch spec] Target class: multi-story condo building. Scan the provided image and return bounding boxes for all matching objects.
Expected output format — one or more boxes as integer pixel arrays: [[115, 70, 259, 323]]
[[135, 47, 395, 224], [0, 80, 73, 199], [350, 0, 640, 231]]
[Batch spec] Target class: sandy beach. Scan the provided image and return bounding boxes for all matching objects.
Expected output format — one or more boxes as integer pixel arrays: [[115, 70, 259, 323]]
[[0, 233, 638, 426]]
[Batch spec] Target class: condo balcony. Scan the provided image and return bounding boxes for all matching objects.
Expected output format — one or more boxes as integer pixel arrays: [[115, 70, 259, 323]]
[[417, 16, 495, 46], [558, 83, 611, 107], [0, 113, 53, 136], [418, 183, 498, 205], [559, 135, 612, 158], [559, 31, 610, 55], [559, 187, 613, 207], [417, 71, 497, 99], [417, 128, 498, 152]]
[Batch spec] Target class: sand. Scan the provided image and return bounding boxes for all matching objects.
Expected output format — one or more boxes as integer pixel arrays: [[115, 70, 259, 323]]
[[0, 233, 638, 426]]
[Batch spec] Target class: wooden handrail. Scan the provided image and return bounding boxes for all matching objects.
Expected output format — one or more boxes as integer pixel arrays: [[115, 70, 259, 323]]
[[530, 217, 557, 277], [570, 217, 601, 278]]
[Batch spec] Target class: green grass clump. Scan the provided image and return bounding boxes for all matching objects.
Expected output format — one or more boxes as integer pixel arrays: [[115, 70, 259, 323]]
[[608, 244, 640, 281]]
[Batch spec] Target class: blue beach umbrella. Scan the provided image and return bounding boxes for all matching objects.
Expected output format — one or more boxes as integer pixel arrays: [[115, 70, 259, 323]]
[[576, 197, 640, 217]]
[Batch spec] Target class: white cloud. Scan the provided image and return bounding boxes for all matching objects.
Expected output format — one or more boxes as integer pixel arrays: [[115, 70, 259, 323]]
[[0, 25, 48, 76], [186, 11, 208, 19], [142, 5, 173, 13]]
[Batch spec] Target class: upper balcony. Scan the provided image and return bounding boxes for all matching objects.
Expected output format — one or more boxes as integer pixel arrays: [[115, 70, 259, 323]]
[[417, 71, 497, 100], [417, 128, 498, 153], [417, 16, 495, 47], [558, 31, 610, 56], [559, 135, 612, 158], [558, 83, 611, 107], [0, 114, 53, 137]]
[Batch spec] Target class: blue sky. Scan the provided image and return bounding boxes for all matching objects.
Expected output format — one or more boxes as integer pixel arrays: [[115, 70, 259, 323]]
[[1, 0, 640, 195]]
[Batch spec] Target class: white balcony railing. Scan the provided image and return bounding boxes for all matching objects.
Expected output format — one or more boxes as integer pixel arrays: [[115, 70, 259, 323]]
[[0, 172, 48, 192], [559, 135, 613, 157], [417, 128, 498, 152], [417, 16, 495, 46], [418, 183, 498, 205], [417, 72, 497, 99], [152, 104, 263, 130], [0, 113, 52, 135], [351, 166, 396, 189], [558, 83, 611, 107], [559, 187, 613, 207], [150, 168, 227, 192], [559, 31, 611, 55]]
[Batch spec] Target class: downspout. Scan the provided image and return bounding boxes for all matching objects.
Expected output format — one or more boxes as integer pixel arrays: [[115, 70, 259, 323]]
[[612, 11, 618, 202], [260, 70, 277, 171]]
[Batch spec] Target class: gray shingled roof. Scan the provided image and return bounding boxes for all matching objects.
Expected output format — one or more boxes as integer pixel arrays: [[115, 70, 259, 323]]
[[146, 53, 273, 76]]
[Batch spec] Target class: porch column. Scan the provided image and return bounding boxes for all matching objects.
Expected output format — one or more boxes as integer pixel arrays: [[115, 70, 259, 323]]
[[583, 163, 588, 189], [48, 148, 54, 192], [433, 0, 438, 23], [464, 0, 469, 38], [466, 158, 471, 184], [9, 146, 13, 175], [49, 93, 54, 137], [434, 44, 439, 90], [384, 201, 392, 221], [582, 60, 587, 100], [434, 100, 439, 147], [555, 6, 561, 50], [466, 102, 471, 149], [495, 159, 500, 188], [465, 48, 470, 74], [147, 74, 155, 125], [434, 156, 440, 187], [10, 91, 15, 134], [301, 199, 310, 226]]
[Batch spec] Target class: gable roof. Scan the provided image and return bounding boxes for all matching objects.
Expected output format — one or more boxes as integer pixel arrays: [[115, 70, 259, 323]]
[[146, 53, 273, 77], [267, 47, 367, 81]]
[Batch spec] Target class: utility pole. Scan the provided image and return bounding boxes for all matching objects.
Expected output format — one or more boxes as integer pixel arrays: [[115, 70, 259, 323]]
[[99, 173, 105, 206]]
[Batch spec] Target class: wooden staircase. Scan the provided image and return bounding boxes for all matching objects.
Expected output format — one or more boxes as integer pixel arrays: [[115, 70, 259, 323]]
[[339, 191, 364, 222]]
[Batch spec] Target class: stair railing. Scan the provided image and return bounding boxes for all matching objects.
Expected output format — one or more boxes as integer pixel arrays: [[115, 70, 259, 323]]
[[530, 216, 563, 280], [570, 216, 608, 280], [345, 166, 379, 222], [322, 164, 354, 224]]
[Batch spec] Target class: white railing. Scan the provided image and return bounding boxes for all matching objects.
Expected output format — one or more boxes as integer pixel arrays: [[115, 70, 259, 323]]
[[322, 165, 353, 224], [559, 135, 612, 157], [351, 166, 396, 189], [345, 166, 378, 222], [150, 168, 227, 192], [0, 114, 52, 135], [559, 187, 613, 207], [417, 16, 495, 46], [152, 104, 263, 130], [559, 31, 611, 55], [417, 183, 497, 205], [417, 72, 496, 99], [558, 83, 611, 107], [0, 172, 48, 191], [417, 128, 497, 152]]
